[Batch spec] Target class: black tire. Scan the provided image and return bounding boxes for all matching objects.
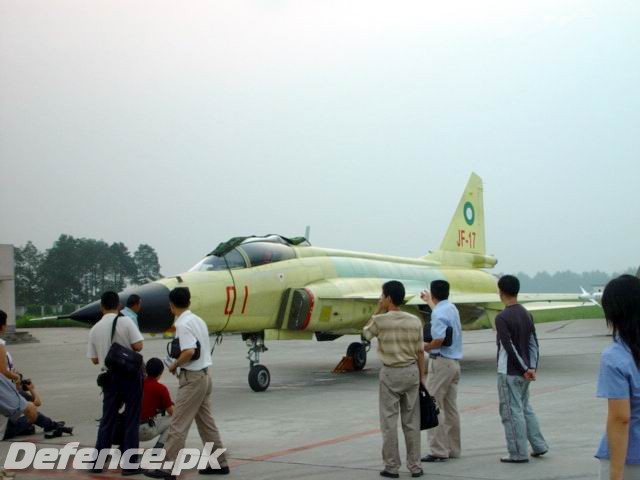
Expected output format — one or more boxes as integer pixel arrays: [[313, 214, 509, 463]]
[[347, 342, 367, 370], [248, 364, 271, 392]]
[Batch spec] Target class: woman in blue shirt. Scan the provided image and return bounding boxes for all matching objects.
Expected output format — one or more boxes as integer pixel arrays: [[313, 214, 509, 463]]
[[596, 275, 640, 480]]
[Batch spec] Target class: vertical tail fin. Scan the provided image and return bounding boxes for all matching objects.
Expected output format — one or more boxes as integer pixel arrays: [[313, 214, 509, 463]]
[[439, 172, 486, 255], [425, 173, 496, 268]]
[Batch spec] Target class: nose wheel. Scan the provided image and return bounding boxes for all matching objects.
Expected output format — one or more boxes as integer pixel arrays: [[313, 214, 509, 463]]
[[347, 340, 369, 370], [248, 364, 271, 392], [245, 333, 270, 392]]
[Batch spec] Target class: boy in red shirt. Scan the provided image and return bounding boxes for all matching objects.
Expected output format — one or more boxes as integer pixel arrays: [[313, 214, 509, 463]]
[[140, 358, 174, 448]]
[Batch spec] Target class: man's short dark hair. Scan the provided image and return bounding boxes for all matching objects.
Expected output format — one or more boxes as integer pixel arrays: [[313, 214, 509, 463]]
[[430, 280, 450, 301], [0, 310, 6, 327], [146, 357, 164, 378], [382, 281, 405, 307], [498, 275, 520, 297], [101, 291, 120, 310], [169, 287, 191, 309], [127, 294, 141, 308]]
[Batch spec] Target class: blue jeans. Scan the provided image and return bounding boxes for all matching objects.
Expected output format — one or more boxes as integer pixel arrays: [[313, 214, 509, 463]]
[[497, 373, 548, 460]]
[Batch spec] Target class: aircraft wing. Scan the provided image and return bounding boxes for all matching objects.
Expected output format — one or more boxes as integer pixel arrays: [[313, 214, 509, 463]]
[[310, 279, 586, 308]]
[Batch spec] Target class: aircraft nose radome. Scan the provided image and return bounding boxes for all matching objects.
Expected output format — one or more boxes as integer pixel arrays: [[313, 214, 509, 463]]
[[69, 301, 101, 324], [70, 282, 172, 333], [135, 282, 172, 333]]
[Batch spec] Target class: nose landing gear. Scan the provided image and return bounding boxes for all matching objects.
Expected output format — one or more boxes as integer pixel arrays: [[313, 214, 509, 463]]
[[245, 333, 270, 392], [346, 339, 370, 370]]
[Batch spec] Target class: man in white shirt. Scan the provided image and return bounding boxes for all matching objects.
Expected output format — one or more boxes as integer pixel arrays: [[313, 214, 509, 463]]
[[87, 291, 144, 475], [145, 287, 229, 479]]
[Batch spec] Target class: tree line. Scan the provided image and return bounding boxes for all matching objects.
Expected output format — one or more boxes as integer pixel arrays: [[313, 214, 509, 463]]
[[15, 235, 162, 306], [512, 267, 637, 293]]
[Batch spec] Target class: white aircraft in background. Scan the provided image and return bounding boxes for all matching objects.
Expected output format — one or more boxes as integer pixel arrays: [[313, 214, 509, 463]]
[[579, 286, 603, 305]]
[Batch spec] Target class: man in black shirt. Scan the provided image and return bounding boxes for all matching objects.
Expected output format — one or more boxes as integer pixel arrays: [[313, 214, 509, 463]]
[[495, 275, 548, 463]]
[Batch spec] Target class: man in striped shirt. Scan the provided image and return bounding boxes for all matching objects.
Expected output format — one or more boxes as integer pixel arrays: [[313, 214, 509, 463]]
[[363, 281, 426, 478]]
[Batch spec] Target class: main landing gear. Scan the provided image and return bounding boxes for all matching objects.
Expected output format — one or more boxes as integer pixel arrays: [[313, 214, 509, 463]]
[[346, 339, 370, 370], [245, 333, 270, 392]]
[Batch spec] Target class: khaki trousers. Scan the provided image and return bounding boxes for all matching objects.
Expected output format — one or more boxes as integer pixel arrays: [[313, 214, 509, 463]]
[[163, 369, 228, 468], [139, 416, 171, 444], [379, 363, 421, 474], [426, 356, 461, 458]]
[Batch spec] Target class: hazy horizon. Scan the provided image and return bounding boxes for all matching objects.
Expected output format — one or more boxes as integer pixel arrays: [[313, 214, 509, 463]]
[[2, 1, 638, 277]]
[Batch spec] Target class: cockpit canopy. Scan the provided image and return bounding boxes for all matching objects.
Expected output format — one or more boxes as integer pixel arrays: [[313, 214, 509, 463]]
[[189, 235, 309, 272]]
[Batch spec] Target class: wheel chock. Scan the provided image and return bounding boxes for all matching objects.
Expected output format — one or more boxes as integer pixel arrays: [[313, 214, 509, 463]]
[[332, 356, 355, 373]]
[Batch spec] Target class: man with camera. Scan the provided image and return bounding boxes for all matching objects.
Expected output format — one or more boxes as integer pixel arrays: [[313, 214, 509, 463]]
[[421, 280, 463, 463], [87, 291, 144, 475], [4, 378, 72, 440], [0, 310, 70, 440], [145, 287, 229, 479]]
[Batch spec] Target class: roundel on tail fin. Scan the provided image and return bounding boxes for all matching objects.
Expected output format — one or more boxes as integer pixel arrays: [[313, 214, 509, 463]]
[[463, 202, 475, 226]]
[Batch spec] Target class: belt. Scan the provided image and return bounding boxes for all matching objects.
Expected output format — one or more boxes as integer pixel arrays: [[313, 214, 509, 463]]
[[181, 367, 209, 374], [383, 361, 417, 368], [429, 354, 459, 361]]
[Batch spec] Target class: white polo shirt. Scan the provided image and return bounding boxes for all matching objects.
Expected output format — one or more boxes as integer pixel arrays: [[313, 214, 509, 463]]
[[175, 310, 212, 371], [87, 313, 144, 365]]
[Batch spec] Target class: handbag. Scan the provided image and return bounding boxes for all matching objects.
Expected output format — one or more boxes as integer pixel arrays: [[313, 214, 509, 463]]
[[104, 314, 143, 377], [167, 337, 201, 361], [419, 384, 440, 430], [424, 324, 454, 347]]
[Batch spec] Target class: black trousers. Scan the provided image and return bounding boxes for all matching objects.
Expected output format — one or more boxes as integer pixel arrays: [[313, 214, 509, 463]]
[[4, 412, 57, 439], [95, 370, 143, 455]]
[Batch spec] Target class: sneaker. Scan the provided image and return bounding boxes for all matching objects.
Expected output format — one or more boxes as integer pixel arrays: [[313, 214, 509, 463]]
[[199, 466, 230, 475], [531, 450, 548, 458], [411, 469, 424, 477], [44, 428, 62, 439]]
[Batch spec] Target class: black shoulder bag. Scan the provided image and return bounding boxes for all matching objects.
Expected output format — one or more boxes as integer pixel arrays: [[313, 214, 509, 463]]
[[104, 314, 143, 377], [419, 384, 440, 430]]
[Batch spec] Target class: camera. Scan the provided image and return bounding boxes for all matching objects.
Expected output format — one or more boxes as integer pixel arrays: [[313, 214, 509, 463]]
[[21, 378, 32, 392]]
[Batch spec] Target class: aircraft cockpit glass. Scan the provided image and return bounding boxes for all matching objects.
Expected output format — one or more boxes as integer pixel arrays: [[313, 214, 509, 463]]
[[238, 242, 296, 267], [188, 249, 246, 272]]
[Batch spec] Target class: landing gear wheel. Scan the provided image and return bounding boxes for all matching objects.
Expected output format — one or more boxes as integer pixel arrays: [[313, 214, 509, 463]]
[[248, 364, 271, 392], [347, 342, 367, 370]]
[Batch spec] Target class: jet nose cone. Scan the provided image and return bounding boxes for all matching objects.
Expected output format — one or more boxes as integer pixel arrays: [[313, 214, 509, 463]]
[[69, 301, 101, 324], [135, 282, 172, 333], [70, 282, 173, 333]]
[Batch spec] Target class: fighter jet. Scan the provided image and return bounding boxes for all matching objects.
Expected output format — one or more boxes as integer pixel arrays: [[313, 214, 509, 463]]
[[67, 173, 583, 392]]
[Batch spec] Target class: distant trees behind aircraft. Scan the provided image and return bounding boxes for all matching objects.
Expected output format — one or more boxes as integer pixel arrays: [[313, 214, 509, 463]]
[[15, 235, 162, 306], [513, 268, 636, 294]]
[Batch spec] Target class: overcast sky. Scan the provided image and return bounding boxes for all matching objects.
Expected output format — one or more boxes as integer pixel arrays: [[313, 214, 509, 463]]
[[1, 1, 638, 277]]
